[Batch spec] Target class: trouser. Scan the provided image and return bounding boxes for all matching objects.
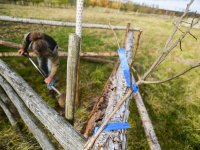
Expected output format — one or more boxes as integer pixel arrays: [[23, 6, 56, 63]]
[[37, 57, 56, 90]]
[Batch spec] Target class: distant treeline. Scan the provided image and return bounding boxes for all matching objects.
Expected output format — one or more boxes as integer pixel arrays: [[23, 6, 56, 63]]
[[1, 0, 198, 17], [0, 0, 76, 7]]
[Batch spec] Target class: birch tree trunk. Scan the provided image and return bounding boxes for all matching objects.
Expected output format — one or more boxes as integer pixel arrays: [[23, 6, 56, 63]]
[[87, 31, 161, 149], [92, 31, 134, 149], [133, 91, 161, 150], [0, 59, 86, 150]]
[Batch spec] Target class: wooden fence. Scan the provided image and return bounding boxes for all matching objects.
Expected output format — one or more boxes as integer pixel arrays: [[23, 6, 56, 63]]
[[0, 16, 161, 149]]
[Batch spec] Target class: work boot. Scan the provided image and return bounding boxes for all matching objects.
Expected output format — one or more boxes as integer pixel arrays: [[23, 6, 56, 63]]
[[49, 90, 56, 99]]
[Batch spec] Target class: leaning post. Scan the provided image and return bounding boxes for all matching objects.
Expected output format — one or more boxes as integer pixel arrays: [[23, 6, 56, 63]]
[[65, 0, 84, 123], [66, 34, 80, 124]]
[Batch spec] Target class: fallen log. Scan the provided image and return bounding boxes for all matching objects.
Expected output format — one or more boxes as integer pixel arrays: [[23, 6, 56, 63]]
[[83, 29, 161, 149], [86, 29, 134, 150], [0, 59, 86, 149], [0, 76, 55, 150]]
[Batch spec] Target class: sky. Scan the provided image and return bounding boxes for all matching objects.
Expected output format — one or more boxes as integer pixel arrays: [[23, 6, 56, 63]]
[[129, 0, 200, 13]]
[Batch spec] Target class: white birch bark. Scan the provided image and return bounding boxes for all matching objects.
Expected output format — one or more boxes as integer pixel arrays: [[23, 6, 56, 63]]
[[0, 16, 141, 31], [93, 31, 134, 150]]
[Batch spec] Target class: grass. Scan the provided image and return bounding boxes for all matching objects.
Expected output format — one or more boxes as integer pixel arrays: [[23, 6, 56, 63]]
[[0, 4, 200, 150]]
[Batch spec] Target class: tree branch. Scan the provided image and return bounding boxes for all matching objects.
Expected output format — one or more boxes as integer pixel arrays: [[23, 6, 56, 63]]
[[173, 22, 197, 41], [141, 0, 196, 81], [140, 62, 200, 84], [131, 67, 141, 81], [133, 30, 142, 61], [109, 22, 121, 49]]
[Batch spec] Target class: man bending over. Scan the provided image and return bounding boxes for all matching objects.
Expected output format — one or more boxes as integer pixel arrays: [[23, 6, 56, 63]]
[[18, 32, 60, 98]]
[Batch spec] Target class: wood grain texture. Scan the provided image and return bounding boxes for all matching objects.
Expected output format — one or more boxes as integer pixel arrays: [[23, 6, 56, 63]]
[[0, 76, 55, 150], [0, 16, 141, 31], [0, 59, 86, 149], [66, 33, 80, 123]]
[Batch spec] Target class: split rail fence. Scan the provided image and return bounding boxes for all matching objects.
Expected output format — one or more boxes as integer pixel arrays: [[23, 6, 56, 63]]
[[0, 16, 161, 150]]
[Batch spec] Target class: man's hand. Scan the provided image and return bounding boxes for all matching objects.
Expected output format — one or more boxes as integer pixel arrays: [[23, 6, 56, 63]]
[[18, 49, 29, 56], [44, 76, 53, 84], [18, 49, 25, 55]]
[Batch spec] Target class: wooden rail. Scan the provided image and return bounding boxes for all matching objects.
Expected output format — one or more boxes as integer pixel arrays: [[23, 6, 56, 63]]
[[0, 59, 86, 150], [0, 16, 142, 31], [0, 77, 55, 150], [0, 40, 118, 57]]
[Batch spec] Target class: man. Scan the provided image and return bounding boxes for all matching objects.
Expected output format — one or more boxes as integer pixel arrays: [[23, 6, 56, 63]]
[[18, 32, 60, 98]]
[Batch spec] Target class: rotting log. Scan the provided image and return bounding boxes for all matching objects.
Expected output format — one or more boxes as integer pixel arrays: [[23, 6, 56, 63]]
[[91, 30, 134, 149], [81, 24, 132, 138], [0, 16, 142, 31], [66, 33, 80, 124], [0, 98, 17, 126], [0, 59, 86, 149], [81, 60, 119, 138], [84, 31, 161, 149], [0, 40, 118, 57], [0, 76, 55, 150], [81, 24, 129, 139]]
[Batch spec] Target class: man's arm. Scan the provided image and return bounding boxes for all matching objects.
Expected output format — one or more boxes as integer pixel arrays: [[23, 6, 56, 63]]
[[49, 54, 60, 78], [44, 50, 60, 84], [18, 33, 31, 56]]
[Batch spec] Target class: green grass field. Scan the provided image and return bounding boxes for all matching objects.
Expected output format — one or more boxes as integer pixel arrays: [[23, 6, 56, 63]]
[[0, 4, 200, 150]]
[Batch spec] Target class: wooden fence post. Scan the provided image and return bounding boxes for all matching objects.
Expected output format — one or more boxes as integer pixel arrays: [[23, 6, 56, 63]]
[[66, 33, 80, 124], [66, 0, 84, 121]]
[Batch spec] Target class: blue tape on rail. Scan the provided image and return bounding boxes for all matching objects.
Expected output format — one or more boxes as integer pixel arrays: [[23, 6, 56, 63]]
[[118, 48, 131, 87], [94, 122, 131, 134], [118, 48, 138, 93]]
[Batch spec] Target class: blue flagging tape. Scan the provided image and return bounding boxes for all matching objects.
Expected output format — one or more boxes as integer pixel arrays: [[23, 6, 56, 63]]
[[118, 48, 138, 93], [94, 122, 131, 134], [93, 48, 138, 134]]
